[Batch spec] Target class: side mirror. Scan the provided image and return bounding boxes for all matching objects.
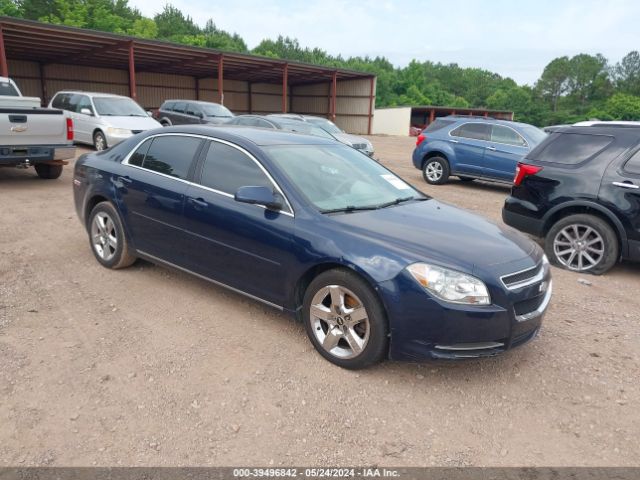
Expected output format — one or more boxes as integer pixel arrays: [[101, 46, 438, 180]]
[[146, 111, 153, 117], [234, 186, 282, 211], [80, 108, 93, 116], [195, 111, 204, 119]]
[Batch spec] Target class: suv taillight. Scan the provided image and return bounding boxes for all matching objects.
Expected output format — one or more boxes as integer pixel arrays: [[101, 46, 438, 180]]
[[416, 134, 426, 146], [66, 118, 74, 141], [514, 162, 542, 186]]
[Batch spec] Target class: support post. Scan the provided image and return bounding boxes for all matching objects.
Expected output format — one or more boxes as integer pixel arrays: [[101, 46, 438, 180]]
[[429, 109, 435, 124], [331, 71, 337, 121], [39, 63, 47, 107], [248, 82, 252, 113], [484, 112, 488, 118], [0, 24, 8, 78], [128, 41, 137, 100], [195, 77, 200, 100], [282, 63, 288, 113], [367, 76, 375, 135], [218, 54, 224, 105]]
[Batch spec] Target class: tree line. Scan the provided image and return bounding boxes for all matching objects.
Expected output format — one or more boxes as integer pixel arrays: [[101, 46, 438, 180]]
[[2, 0, 639, 126]]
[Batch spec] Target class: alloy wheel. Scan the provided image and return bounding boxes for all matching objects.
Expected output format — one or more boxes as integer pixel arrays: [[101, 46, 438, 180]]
[[95, 134, 106, 151], [425, 161, 443, 182], [91, 212, 118, 261], [553, 223, 605, 271], [309, 285, 370, 359]]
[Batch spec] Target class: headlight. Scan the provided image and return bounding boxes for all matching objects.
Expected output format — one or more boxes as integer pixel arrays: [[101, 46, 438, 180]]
[[106, 127, 131, 135], [407, 263, 491, 305]]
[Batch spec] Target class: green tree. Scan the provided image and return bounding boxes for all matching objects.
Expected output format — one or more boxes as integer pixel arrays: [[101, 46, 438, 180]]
[[127, 17, 157, 38], [536, 56, 570, 112], [567, 53, 611, 108], [614, 51, 640, 96], [0, 0, 21, 16], [154, 4, 199, 39], [605, 92, 640, 120]]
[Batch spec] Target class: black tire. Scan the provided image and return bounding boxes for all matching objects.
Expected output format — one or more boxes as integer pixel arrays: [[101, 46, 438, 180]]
[[34, 164, 63, 179], [93, 131, 107, 151], [545, 214, 618, 275], [458, 176, 475, 182], [87, 202, 136, 269], [302, 269, 388, 369], [422, 156, 450, 185]]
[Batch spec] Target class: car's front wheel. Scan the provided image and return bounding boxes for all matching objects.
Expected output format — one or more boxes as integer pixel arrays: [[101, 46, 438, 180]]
[[93, 131, 107, 151], [303, 269, 388, 369], [545, 214, 618, 275], [422, 156, 450, 185], [88, 202, 136, 269]]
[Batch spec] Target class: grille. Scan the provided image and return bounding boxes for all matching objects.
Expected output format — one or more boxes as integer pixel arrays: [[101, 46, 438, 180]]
[[514, 293, 546, 316], [352, 143, 367, 150], [501, 263, 543, 289], [131, 130, 143, 134]]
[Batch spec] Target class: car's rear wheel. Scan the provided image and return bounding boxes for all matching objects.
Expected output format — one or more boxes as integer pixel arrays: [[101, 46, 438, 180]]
[[88, 202, 136, 269], [303, 269, 388, 369], [545, 214, 618, 275], [34, 164, 63, 179], [422, 156, 450, 185], [93, 131, 107, 151]]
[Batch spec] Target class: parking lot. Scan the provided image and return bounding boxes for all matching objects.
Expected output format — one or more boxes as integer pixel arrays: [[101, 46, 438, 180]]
[[1, 135, 639, 467]]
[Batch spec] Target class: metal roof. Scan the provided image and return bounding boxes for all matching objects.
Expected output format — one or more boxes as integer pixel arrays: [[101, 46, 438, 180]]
[[0, 16, 374, 85]]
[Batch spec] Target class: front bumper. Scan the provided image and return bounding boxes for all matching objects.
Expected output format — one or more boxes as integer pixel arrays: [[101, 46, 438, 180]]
[[381, 266, 552, 361]]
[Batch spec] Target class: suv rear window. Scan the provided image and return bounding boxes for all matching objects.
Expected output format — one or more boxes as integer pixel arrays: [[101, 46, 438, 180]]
[[423, 119, 456, 133], [529, 132, 613, 165]]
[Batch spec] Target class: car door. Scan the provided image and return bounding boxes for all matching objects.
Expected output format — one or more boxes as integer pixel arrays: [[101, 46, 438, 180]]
[[169, 102, 188, 125], [181, 139, 295, 306], [448, 122, 490, 176], [483, 124, 530, 181], [73, 95, 95, 145], [599, 145, 640, 259], [185, 103, 203, 124], [114, 134, 205, 265]]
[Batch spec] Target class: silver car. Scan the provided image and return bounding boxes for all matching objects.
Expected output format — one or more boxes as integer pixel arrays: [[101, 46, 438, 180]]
[[49, 91, 161, 150]]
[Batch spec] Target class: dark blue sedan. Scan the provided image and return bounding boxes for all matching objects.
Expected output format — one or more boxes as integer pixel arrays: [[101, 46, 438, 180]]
[[73, 126, 552, 369]]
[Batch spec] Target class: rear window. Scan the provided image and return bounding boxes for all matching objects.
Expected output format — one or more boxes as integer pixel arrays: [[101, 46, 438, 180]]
[[529, 132, 613, 165], [423, 119, 456, 133], [624, 149, 640, 175], [0, 82, 20, 96], [450, 122, 491, 141]]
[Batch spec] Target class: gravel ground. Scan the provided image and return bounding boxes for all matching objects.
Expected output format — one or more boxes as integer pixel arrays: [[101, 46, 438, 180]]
[[0, 135, 639, 467]]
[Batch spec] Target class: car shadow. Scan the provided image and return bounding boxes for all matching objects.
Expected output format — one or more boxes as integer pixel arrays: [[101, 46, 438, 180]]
[[448, 178, 512, 193]]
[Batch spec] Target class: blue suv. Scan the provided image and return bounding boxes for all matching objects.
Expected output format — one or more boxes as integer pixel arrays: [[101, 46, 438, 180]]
[[412, 116, 547, 185]]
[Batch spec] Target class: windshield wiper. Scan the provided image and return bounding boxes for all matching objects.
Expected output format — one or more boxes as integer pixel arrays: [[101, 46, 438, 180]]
[[321, 205, 381, 214], [376, 196, 423, 209]]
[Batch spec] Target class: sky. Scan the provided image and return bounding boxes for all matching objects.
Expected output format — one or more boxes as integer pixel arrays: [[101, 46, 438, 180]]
[[128, 0, 640, 85]]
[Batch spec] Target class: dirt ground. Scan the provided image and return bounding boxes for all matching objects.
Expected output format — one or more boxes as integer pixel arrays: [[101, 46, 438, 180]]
[[1, 135, 639, 467]]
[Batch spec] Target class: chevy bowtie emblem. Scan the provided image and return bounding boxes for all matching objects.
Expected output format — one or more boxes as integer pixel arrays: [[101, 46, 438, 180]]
[[11, 125, 28, 133]]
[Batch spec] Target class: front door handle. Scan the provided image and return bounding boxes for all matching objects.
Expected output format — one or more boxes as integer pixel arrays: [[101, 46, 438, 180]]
[[613, 181, 639, 190], [188, 197, 208, 209], [118, 176, 132, 185], [487, 146, 497, 151], [449, 139, 459, 144]]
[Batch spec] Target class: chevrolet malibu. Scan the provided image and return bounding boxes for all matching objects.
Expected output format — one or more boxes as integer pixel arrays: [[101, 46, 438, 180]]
[[73, 126, 552, 369]]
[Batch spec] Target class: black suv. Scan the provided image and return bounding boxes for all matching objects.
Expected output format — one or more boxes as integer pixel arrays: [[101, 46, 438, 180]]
[[503, 123, 640, 274], [156, 100, 233, 126]]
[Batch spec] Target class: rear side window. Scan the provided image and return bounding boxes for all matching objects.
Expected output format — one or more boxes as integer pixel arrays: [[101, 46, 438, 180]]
[[199, 141, 273, 195], [173, 102, 187, 113], [141, 136, 202, 179], [491, 125, 527, 147], [128, 138, 152, 167], [530, 133, 613, 165], [0, 82, 20, 96], [162, 101, 176, 111], [52, 93, 73, 110], [450, 123, 490, 141], [423, 119, 456, 133], [624, 149, 640, 175]]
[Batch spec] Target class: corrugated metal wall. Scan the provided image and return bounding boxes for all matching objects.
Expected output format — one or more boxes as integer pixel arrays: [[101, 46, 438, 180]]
[[7, 59, 375, 134]]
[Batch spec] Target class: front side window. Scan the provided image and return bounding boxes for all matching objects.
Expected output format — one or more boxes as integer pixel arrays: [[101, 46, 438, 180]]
[[185, 104, 200, 117], [138, 136, 202, 179], [491, 125, 527, 147], [450, 123, 491, 141], [200, 141, 274, 196], [200, 103, 233, 118], [307, 118, 342, 134], [173, 102, 187, 114], [76, 95, 94, 115], [266, 144, 424, 212], [93, 97, 146, 117], [529, 133, 613, 165], [624, 149, 640, 175], [51, 93, 69, 110]]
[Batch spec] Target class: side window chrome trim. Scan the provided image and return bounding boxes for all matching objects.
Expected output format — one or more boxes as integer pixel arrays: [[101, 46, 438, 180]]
[[448, 122, 529, 148], [120, 133, 295, 218]]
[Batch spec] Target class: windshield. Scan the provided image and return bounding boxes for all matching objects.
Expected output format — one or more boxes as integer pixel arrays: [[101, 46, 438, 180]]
[[306, 117, 342, 134], [94, 97, 147, 116], [519, 125, 547, 146], [266, 144, 425, 212], [201, 103, 233, 117], [0, 82, 20, 96], [280, 122, 335, 140]]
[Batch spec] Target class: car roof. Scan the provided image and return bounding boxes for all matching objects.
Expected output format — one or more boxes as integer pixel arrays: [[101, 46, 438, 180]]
[[53, 91, 129, 99], [162, 99, 224, 106], [156, 125, 337, 147], [573, 120, 640, 128]]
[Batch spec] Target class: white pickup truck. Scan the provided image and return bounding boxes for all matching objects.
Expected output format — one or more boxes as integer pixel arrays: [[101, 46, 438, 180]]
[[0, 77, 75, 179]]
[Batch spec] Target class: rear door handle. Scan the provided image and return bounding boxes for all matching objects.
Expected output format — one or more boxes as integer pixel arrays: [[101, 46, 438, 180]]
[[487, 146, 497, 151], [188, 197, 208, 209], [613, 181, 639, 190], [118, 176, 132, 185], [449, 139, 459, 144]]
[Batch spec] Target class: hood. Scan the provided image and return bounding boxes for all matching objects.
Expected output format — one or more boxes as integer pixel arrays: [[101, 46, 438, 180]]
[[327, 199, 537, 275], [332, 132, 371, 148], [100, 116, 161, 130]]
